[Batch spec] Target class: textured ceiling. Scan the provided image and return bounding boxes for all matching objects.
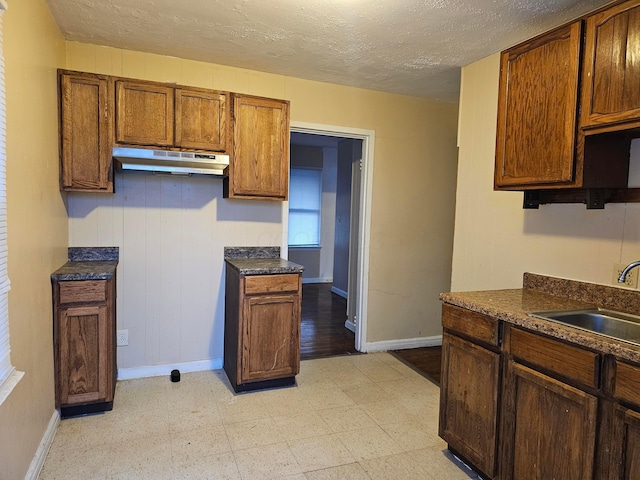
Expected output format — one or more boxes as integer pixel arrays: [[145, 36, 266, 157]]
[[46, 0, 611, 103]]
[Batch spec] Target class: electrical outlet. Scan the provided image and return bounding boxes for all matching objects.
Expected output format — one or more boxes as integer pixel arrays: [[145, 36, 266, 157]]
[[117, 329, 128, 347], [612, 263, 639, 288]]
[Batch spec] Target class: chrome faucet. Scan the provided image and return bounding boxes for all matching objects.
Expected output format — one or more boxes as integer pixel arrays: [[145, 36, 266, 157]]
[[618, 261, 640, 283]]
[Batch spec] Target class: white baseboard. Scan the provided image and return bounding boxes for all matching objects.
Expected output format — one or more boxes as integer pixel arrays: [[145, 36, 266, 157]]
[[26, 409, 60, 480], [117, 358, 224, 380], [344, 319, 356, 333], [362, 335, 442, 353], [330, 286, 347, 298], [302, 278, 332, 284]]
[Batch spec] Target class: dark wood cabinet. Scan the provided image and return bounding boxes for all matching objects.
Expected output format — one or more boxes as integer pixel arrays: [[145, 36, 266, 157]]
[[581, 0, 640, 130], [439, 332, 500, 477], [175, 88, 229, 151], [58, 71, 113, 192], [115, 80, 230, 152], [224, 94, 290, 201], [494, 22, 582, 189], [53, 279, 116, 417], [115, 80, 175, 147], [493, 1, 640, 205], [224, 268, 301, 392], [501, 361, 598, 480]]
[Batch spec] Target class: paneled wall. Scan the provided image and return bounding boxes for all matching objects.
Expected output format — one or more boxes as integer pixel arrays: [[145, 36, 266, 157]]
[[69, 174, 284, 369], [452, 53, 640, 292]]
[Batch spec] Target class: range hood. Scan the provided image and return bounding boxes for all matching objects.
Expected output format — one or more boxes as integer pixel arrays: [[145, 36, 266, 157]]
[[113, 147, 229, 176]]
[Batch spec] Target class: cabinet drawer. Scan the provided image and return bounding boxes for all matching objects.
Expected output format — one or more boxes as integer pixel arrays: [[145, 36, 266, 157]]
[[442, 304, 500, 347], [59, 280, 107, 304], [244, 274, 299, 295], [509, 327, 600, 389], [614, 360, 640, 408]]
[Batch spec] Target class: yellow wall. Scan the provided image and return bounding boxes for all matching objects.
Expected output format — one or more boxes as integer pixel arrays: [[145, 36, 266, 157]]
[[452, 53, 640, 291], [66, 43, 459, 353], [0, 0, 67, 478]]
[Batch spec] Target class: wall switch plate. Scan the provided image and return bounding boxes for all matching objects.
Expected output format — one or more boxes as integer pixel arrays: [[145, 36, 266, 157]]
[[117, 329, 129, 347], [612, 263, 639, 289]]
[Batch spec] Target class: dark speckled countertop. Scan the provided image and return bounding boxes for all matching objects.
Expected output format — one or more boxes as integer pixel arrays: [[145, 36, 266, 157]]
[[51, 247, 119, 281], [224, 246, 304, 275], [440, 273, 640, 364]]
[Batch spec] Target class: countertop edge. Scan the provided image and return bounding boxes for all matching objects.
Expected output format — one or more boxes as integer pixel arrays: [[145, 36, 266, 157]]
[[440, 288, 640, 365]]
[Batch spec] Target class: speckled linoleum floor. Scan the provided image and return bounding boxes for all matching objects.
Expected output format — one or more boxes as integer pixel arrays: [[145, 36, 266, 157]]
[[38, 352, 481, 480]]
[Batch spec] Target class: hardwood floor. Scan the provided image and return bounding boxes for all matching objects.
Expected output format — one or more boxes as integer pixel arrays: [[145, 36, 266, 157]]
[[390, 347, 442, 385], [300, 283, 443, 384], [300, 283, 358, 360]]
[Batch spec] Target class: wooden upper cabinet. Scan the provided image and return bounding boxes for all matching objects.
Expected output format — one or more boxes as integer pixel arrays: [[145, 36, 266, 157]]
[[494, 22, 582, 189], [58, 71, 113, 192], [115, 80, 174, 147], [225, 94, 290, 201], [581, 0, 640, 130], [175, 88, 229, 151]]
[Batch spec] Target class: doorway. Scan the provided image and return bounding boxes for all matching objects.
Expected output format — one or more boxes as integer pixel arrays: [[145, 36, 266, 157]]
[[285, 121, 374, 356]]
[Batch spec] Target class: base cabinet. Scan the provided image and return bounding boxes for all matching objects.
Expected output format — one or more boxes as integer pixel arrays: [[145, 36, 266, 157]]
[[224, 268, 301, 392], [439, 332, 500, 477], [500, 361, 598, 480], [53, 279, 116, 417], [440, 303, 639, 479]]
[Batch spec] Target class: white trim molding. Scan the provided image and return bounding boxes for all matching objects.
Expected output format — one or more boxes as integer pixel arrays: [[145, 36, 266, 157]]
[[117, 358, 224, 380], [362, 335, 443, 353], [290, 120, 375, 354], [26, 410, 60, 480]]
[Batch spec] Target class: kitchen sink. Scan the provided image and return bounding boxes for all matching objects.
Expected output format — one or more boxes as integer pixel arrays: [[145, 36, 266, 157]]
[[529, 308, 640, 346]]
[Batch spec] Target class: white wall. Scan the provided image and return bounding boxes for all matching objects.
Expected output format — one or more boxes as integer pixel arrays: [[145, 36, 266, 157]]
[[452, 53, 640, 292]]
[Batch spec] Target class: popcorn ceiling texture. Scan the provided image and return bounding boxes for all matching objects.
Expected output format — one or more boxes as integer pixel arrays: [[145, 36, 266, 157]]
[[46, 0, 610, 102]]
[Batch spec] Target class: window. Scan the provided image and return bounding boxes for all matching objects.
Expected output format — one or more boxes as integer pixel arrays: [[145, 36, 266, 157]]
[[0, 1, 19, 404], [288, 168, 322, 246]]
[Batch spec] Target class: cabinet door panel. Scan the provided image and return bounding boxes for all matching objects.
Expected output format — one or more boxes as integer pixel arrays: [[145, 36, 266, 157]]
[[115, 81, 174, 146], [57, 305, 110, 406], [227, 95, 289, 200], [241, 294, 299, 382], [59, 72, 112, 191], [495, 22, 581, 188], [439, 333, 500, 477], [582, 0, 640, 128], [502, 362, 597, 480], [620, 407, 640, 480], [175, 89, 228, 151]]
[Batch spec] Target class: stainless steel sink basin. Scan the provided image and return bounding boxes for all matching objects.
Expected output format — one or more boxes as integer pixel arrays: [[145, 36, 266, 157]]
[[529, 308, 640, 346]]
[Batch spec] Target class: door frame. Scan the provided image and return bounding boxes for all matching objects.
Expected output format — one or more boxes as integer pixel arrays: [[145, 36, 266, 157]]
[[285, 121, 375, 352]]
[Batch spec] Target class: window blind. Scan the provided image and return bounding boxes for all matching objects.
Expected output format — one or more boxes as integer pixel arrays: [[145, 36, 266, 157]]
[[0, 2, 14, 390]]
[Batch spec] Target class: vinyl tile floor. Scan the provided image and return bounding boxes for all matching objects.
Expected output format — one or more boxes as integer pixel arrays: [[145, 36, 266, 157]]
[[39, 353, 482, 480]]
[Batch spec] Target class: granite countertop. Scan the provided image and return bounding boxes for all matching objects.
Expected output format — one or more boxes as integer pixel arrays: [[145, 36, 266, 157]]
[[224, 246, 304, 275], [440, 273, 640, 364], [51, 247, 119, 281]]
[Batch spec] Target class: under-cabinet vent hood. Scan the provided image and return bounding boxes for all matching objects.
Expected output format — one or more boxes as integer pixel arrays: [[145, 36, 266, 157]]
[[113, 147, 229, 176]]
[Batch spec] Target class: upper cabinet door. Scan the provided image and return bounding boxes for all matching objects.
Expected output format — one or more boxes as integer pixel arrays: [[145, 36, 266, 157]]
[[115, 80, 174, 147], [581, 0, 640, 130], [225, 94, 290, 200], [59, 71, 113, 192], [494, 22, 582, 189], [175, 88, 229, 152]]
